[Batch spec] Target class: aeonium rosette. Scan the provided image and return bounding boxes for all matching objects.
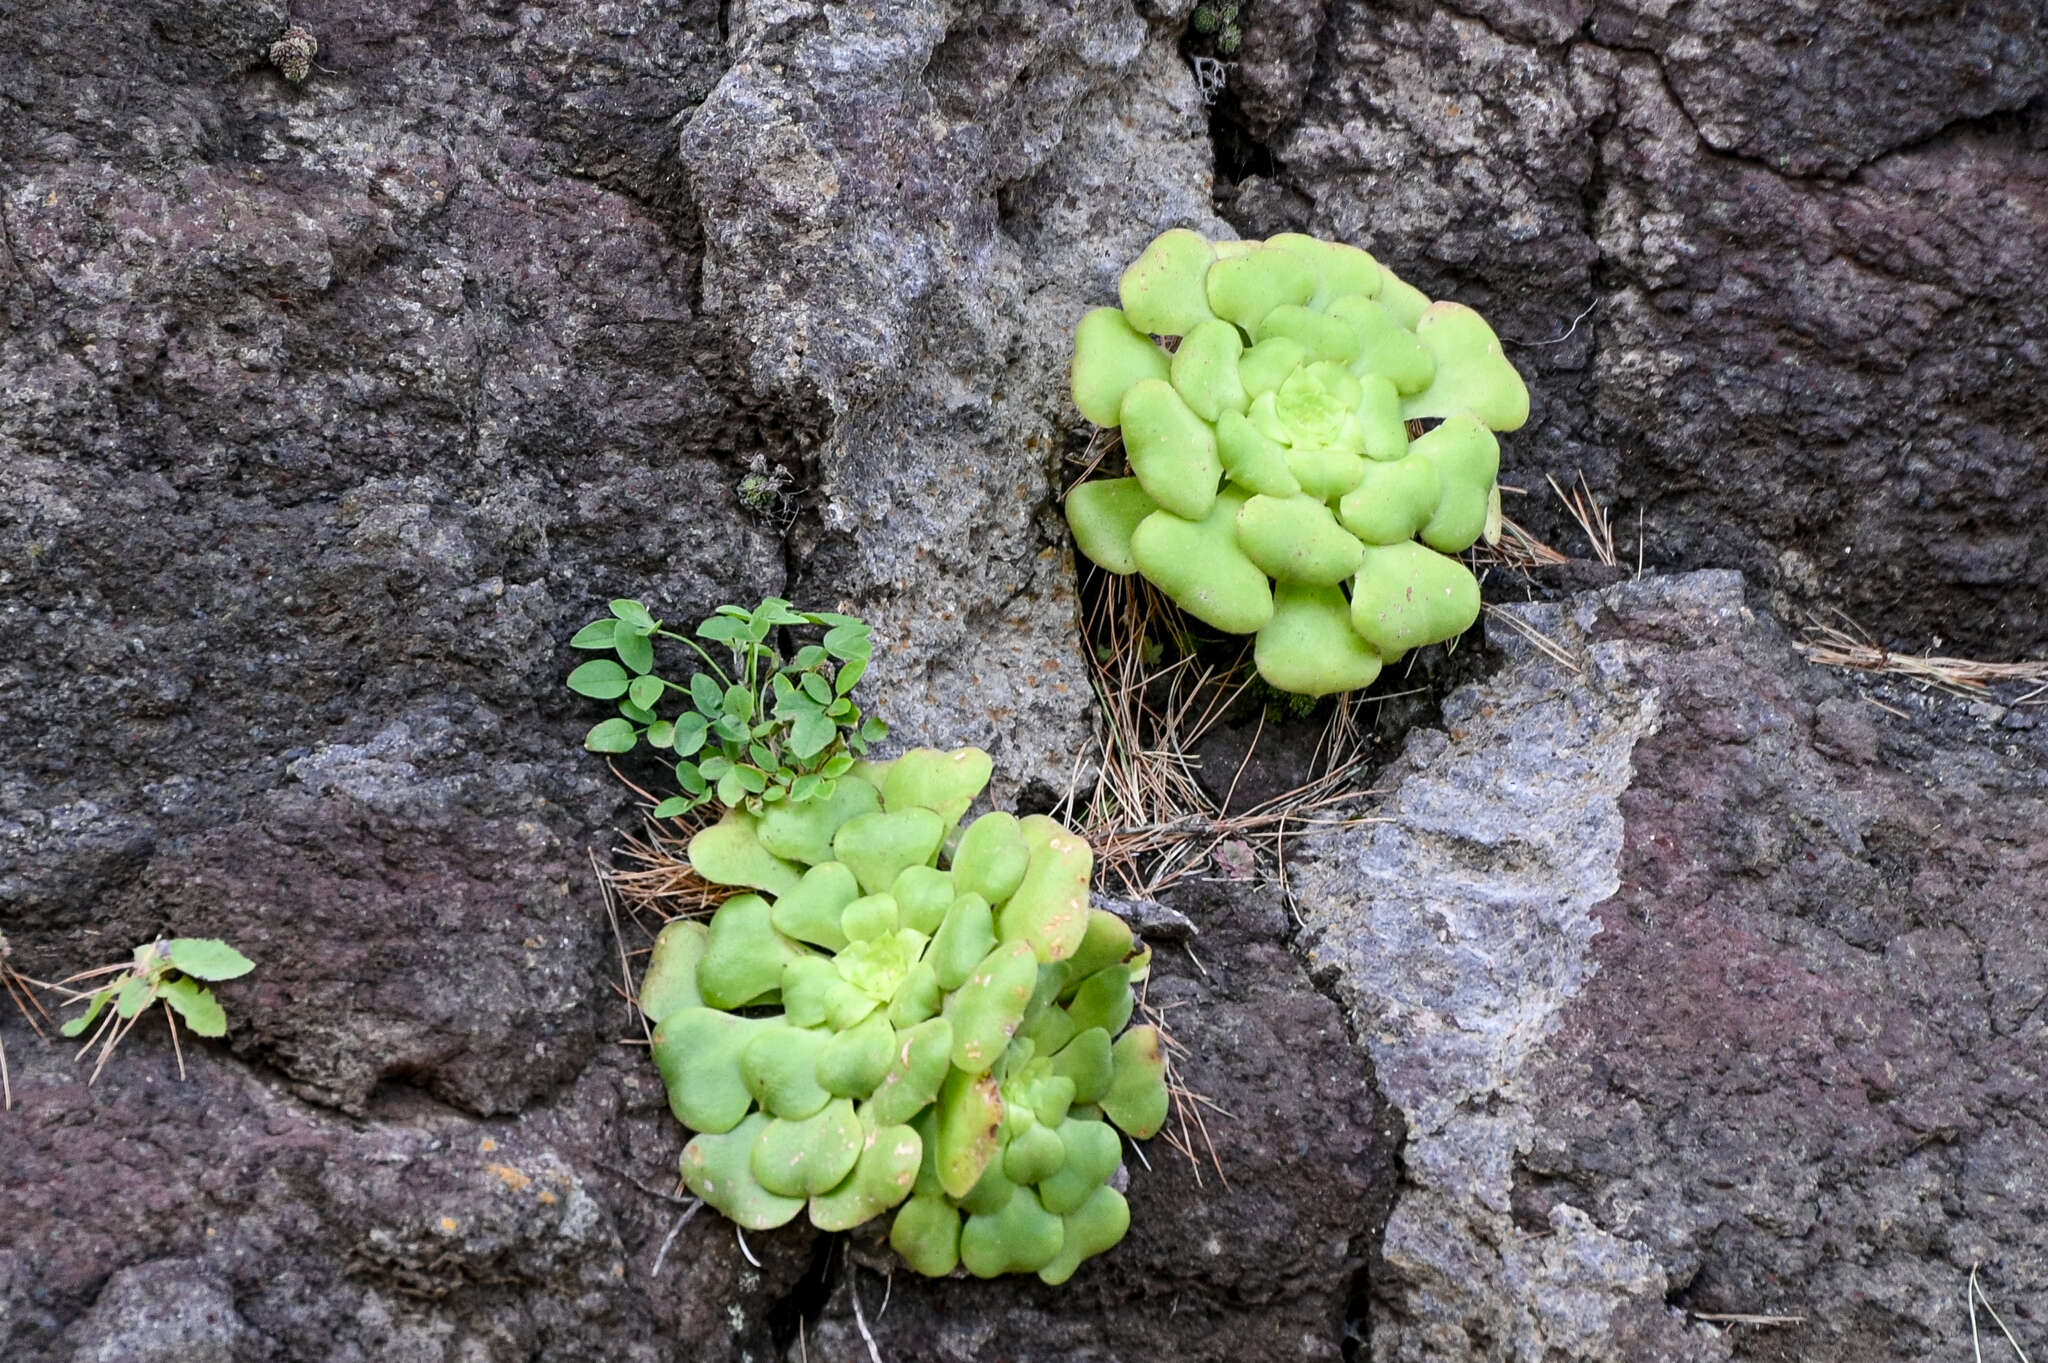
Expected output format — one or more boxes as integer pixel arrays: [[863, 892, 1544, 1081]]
[[1064, 230, 1530, 696]]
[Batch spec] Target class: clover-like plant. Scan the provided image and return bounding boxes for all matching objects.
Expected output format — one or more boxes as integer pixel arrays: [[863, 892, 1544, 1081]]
[[1065, 229, 1530, 696], [57, 938, 255, 1081], [642, 746, 1169, 1283], [566, 598, 887, 816]]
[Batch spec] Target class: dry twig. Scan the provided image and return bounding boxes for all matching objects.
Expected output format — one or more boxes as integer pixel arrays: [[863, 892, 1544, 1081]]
[[1547, 471, 1618, 568], [1797, 618, 2048, 705]]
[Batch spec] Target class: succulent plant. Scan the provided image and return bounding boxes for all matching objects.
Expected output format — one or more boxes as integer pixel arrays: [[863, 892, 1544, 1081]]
[[1065, 230, 1530, 696], [644, 747, 1169, 1283]]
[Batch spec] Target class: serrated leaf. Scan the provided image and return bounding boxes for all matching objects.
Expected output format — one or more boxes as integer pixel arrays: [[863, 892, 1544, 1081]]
[[160, 977, 228, 1037], [586, 718, 639, 753], [615, 631, 655, 675], [653, 796, 692, 818], [646, 720, 675, 749], [673, 714, 709, 757], [690, 674, 725, 715], [609, 599, 656, 633], [570, 619, 618, 650], [60, 987, 115, 1038], [629, 674, 665, 710], [166, 939, 254, 982], [567, 659, 631, 699]]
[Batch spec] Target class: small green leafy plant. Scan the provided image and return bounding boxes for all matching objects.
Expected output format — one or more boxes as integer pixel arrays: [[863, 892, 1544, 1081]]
[[58, 938, 255, 1081], [566, 598, 888, 817]]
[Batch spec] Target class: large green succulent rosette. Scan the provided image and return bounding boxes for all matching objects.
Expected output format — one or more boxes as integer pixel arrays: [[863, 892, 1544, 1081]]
[[643, 747, 1168, 1283], [1066, 229, 1530, 696]]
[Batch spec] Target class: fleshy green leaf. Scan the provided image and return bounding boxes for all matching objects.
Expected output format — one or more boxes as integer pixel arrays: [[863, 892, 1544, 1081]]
[[723, 685, 755, 722], [800, 673, 832, 704], [570, 619, 617, 649], [860, 718, 889, 744], [585, 718, 639, 753], [712, 716, 749, 745], [609, 599, 657, 633], [691, 674, 725, 715], [166, 939, 254, 982], [793, 645, 828, 669], [567, 659, 630, 699], [628, 674, 665, 710], [676, 763, 709, 797], [835, 658, 867, 695], [734, 765, 768, 795], [790, 712, 837, 759], [618, 700, 657, 724], [823, 624, 868, 659], [698, 616, 750, 644], [615, 631, 654, 675], [646, 720, 675, 749], [673, 713, 709, 757], [160, 977, 228, 1037], [822, 754, 856, 778], [717, 771, 746, 806], [653, 796, 692, 818]]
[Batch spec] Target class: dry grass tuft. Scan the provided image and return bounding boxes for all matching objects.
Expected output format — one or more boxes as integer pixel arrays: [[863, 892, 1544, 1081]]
[[1797, 617, 2048, 705], [1, 934, 54, 1110], [1140, 987, 1233, 1189], [1055, 570, 1382, 899], [1477, 512, 1570, 572], [1969, 1262, 2036, 1363], [1547, 471, 1619, 568]]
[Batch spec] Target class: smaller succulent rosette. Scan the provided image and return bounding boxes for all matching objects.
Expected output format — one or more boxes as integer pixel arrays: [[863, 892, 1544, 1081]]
[[643, 747, 1168, 1283], [1066, 230, 1530, 696]]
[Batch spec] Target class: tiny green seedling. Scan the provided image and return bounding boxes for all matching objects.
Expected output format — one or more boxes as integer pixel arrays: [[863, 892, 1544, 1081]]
[[566, 598, 888, 817], [58, 938, 255, 1082]]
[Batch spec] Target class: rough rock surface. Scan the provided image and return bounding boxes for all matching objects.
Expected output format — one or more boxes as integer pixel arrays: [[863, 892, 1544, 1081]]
[[1294, 571, 2048, 1361], [1247, 0, 2048, 654], [6, 0, 2048, 1359]]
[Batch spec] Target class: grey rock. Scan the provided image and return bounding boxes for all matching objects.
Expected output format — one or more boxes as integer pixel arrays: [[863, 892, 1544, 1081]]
[[1295, 570, 2048, 1361], [62, 1260, 252, 1363]]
